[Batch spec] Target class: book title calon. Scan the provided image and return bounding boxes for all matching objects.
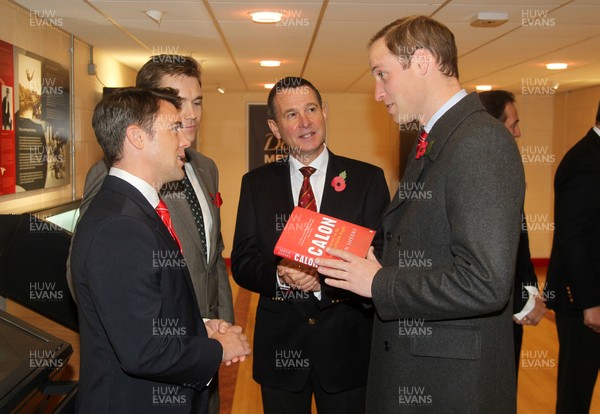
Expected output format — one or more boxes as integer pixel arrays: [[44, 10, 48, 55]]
[[274, 207, 375, 268]]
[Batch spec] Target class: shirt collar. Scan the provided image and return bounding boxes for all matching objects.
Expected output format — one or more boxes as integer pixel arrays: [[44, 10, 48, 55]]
[[423, 89, 468, 133], [109, 167, 160, 208], [289, 144, 329, 174], [593, 125, 600, 137]]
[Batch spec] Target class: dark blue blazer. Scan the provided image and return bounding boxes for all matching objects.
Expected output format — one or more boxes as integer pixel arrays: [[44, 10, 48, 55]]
[[231, 151, 389, 393], [71, 175, 223, 413]]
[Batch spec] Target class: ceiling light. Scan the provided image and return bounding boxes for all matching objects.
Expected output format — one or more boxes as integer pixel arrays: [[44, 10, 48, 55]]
[[475, 85, 493, 91], [145, 10, 164, 25], [217, 87, 225, 94], [250, 11, 282, 23], [546, 63, 568, 70], [264, 83, 275, 89], [260, 60, 281, 67], [471, 12, 508, 28]]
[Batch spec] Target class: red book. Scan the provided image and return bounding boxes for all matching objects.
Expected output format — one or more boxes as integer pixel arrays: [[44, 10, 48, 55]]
[[273, 207, 376, 268]]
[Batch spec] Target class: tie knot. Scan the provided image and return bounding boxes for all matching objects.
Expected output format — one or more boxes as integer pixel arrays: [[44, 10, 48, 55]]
[[419, 128, 428, 142], [300, 166, 316, 178], [155, 198, 168, 213]]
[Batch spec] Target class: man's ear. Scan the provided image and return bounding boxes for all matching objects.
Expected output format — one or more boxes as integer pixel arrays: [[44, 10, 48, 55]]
[[125, 125, 145, 150], [321, 103, 328, 121], [267, 119, 281, 139], [413, 48, 431, 75]]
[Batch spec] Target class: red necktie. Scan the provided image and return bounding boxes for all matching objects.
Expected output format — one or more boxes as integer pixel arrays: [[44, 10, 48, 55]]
[[155, 199, 183, 252], [298, 167, 317, 211], [415, 128, 428, 159]]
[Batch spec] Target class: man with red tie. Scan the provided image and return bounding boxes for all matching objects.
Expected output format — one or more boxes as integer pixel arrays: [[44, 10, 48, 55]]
[[231, 77, 389, 414], [70, 87, 250, 413]]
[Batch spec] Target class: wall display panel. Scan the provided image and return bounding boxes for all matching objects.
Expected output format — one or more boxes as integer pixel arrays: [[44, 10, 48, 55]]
[[0, 39, 70, 196]]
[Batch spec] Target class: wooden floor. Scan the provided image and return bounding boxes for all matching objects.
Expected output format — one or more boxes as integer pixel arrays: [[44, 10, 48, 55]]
[[6, 265, 599, 413]]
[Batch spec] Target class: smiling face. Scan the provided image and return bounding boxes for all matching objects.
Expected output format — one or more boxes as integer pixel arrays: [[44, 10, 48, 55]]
[[159, 74, 202, 146], [369, 38, 423, 125], [267, 87, 328, 165]]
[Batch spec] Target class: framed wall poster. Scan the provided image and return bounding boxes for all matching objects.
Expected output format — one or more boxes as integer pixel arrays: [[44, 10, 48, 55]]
[[0, 39, 70, 196], [246, 103, 289, 171]]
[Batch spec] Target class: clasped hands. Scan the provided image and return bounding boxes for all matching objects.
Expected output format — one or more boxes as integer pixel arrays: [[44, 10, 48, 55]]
[[277, 258, 321, 292], [205, 319, 251, 366]]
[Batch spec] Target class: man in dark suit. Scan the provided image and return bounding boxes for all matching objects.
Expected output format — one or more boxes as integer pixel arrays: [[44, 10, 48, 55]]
[[231, 77, 389, 414], [317, 16, 524, 413], [66, 56, 233, 413], [545, 101, 600, 414], [479, 90, 547, 379], [71, 87, 250, 413]]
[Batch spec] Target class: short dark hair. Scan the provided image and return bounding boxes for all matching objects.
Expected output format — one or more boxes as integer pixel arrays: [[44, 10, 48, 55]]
[[478, 90, 516, 123], [267, 77, 323, 120], [369, 15, 459, 79], [136, 55, 202, 89], [596, 100, 600, 124], [92, 88, 181, 167]]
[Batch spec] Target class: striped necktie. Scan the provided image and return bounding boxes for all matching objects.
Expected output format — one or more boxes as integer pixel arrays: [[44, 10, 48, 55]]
[[155, 199, 183, 252], [298, 167, 317, 211]]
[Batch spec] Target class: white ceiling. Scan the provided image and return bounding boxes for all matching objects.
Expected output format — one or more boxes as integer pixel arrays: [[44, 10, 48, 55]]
[[12, 0, 600, 94]]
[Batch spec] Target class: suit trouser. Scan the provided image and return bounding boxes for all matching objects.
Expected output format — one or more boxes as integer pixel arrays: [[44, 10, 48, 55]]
[[261, 370, 366, 414], [207, 373, 219, 414], [555, 311, 600, 414], [513, 322, 523, 384]]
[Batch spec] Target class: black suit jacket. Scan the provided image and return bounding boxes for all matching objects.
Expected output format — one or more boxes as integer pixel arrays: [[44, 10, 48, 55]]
[[71, 176, 223, 413], [231, 151, 389, 393], [546, 128, 600, 314]]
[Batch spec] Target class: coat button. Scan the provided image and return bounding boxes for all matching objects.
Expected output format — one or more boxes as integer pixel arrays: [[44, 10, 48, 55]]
[[308, 318, 316, 325], [386, 232, 392, 241], [384, 341, 390, 351]]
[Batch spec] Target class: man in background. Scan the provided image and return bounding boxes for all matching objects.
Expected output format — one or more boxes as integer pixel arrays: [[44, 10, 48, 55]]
[[546, 101, 600, 414], [317, 16, 524, 413], [231, 76, 389, 414], [479, 89, 547, 380], [71, 87, 250, 413], [67, 55, 233, 414]]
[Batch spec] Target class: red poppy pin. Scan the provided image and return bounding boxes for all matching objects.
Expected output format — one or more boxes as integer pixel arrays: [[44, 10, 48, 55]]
[[331, 171, 347, 192], [210, 192, 223, 208]]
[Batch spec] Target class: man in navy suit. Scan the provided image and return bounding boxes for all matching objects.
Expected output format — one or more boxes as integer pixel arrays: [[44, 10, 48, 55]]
[[318, 16, 524, 413], [231, 77, 389, 414], [546, 101, 600, 414], [71, 88, 250, 413]]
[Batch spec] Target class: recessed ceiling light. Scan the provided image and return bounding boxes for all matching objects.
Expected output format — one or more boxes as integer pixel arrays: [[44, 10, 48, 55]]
[[546, 63, 568, 70], [250, 11, 282, 23], [217, 87, 225, 94], [264, 83, 275, 89], [145, 10, 164, 25], [475, 85, 493, 91], [260, 60, 281, 67]]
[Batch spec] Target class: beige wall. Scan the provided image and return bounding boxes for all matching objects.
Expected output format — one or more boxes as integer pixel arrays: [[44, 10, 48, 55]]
[[198, 91, 398, 257], [0, 0, 136, 215]]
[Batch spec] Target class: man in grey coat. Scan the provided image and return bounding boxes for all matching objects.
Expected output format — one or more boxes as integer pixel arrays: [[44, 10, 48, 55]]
[[317, 16, 524, 413]]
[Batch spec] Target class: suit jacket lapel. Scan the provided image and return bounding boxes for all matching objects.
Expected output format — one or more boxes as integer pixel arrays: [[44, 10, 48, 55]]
[[320, 152, 345, 216]]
